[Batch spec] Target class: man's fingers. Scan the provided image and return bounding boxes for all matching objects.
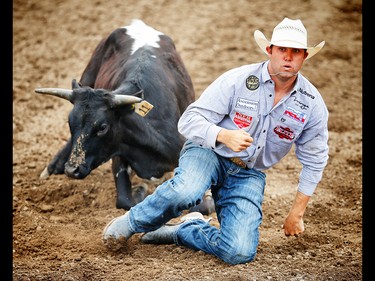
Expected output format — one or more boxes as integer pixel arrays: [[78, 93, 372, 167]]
[[285, 232, 300, 238], [285, 233, 299, 238], [281, 224, 300, 238]]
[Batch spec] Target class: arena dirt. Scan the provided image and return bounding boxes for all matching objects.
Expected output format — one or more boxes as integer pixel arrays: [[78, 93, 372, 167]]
[[13, 0, 362, 280]]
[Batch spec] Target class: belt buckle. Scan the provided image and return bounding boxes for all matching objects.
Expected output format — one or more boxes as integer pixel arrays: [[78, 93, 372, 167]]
[[230, 157, 247, 169]]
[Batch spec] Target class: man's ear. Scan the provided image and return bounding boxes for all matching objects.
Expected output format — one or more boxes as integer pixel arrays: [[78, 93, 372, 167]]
[[266, 45, 272, 56]]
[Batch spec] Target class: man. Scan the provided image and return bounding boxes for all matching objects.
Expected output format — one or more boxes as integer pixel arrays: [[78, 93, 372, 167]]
[[102, 17, 329, 265]]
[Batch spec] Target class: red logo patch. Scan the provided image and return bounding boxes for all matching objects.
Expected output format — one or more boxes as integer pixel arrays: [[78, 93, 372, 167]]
[[233, 112, 253, 129], [273, 125, 295, 140]]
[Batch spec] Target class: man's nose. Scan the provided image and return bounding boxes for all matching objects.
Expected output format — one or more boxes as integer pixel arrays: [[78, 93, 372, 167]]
[[284, 50, 293, 61]]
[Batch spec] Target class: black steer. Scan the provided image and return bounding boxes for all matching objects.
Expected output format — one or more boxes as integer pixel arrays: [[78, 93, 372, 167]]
[[35, 19, 214, 215]]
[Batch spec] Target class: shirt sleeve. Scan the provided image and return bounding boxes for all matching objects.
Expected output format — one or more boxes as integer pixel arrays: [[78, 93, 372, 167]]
[[295, 100, 329, 196], [178, 73, 235, 148]]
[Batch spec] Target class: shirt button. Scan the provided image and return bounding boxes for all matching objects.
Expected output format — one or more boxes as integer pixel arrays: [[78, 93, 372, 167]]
[[269, 94, 272, 97], [263, 130, 266, 133], [257, 146, 261, 149]]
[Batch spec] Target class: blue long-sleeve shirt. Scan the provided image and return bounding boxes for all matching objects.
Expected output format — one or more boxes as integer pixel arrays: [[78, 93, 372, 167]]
[[178, 60, 329, 196]]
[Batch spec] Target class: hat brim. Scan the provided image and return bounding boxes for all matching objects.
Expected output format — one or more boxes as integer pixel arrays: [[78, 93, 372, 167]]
[[254, 30, 325, 60]]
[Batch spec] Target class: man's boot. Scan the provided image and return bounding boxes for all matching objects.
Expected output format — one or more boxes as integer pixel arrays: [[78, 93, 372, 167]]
[[102, 211, 134, 251], [141, 212, 212, 244]]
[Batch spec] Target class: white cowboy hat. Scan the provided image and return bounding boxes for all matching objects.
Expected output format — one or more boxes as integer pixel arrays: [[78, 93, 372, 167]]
[[254, 17, 325, 60]]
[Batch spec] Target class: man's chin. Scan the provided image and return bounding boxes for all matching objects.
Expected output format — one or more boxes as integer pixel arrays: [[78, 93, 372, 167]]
[[278, 71, 298, 77], [270, 71, 298, 77]]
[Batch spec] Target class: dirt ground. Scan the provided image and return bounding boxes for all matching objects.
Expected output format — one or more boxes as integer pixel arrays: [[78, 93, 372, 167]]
[[12, 0, 363, 280]]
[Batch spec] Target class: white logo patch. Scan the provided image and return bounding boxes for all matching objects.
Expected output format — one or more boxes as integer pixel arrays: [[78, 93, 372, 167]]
[[236, 98, 258, 111]]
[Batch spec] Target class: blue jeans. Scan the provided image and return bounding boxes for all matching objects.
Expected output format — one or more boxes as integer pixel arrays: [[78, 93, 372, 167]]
[[127, 140, 266, 264]]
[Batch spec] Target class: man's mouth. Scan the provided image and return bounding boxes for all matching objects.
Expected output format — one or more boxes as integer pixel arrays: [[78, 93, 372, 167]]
[[282, 65, 292, 70]]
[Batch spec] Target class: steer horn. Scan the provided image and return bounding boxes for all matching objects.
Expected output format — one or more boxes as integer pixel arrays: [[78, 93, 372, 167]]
[[112, 94, 143, 106], [35, 88, 73, 102], [35, 87, 143, 105]]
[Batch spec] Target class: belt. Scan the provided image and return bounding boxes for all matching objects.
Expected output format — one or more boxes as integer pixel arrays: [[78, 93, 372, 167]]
[[229, 157, 248, 169]]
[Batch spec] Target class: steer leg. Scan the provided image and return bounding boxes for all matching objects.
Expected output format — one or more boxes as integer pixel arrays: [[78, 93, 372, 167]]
[[188, 189, 216, 215], [40, 138, 73, 178], [111, 156, 147, 210]]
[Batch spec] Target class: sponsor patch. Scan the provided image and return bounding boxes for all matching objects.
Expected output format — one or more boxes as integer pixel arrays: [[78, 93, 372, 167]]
[[233, 112, 253, 129], [273, 125, 295, 140], [246, 75, 260, 90], [283, 106, 307, 123], [236, 98, 258, 111], [298, 87, 315, 99], [292, 96, 309, 110]]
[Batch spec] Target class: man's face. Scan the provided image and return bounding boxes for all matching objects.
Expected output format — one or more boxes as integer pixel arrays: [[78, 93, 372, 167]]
[[266, 45, 308, 78]]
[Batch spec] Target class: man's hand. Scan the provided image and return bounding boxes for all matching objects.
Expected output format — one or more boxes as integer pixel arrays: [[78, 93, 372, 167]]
[[282, 191, 310, 237], [217, 128, 253, 152], [282, 215, 304, 237]]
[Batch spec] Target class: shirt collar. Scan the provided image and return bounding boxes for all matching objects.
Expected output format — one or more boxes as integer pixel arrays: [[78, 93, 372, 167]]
[[261, 61, 272, 83]]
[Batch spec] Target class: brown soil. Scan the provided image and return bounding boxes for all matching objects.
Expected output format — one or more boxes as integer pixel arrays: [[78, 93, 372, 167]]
[[13, 0, 363, 280]]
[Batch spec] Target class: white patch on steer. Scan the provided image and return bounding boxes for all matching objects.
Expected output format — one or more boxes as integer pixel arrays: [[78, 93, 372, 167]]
[[115, 167, 127, 178], [124, 19, 163, 55]]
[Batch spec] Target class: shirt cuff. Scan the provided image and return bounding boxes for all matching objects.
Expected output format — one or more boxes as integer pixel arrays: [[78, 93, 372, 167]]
[[206, 124, 223, 149], [297, 180, 317, 196]]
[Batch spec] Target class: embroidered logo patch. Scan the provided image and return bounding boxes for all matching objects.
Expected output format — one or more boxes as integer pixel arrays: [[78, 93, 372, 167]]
[[273, 125, 295, 140], [236, 98, 258, 111], [298, 87, 315, 99], [292, 96, 309, 110], [233, 112, 253, 129], [283, 106, 307, 123], [246, 75, 260, 90]]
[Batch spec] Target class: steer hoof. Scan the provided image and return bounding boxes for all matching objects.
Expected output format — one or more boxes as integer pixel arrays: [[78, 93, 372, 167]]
[[189, 193, 215, 215], [116, 183, 148, 210], [132, 183, 148, 204]]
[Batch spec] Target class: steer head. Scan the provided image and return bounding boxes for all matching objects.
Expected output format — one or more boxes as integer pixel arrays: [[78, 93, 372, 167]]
[[35, 79, 143, 179]]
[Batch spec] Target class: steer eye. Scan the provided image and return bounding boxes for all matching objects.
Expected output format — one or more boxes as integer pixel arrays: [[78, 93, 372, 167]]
[[97, 123, 109, 136]]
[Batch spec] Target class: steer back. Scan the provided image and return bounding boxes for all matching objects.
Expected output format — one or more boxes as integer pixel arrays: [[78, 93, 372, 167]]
[[35, 19, 198, 211]]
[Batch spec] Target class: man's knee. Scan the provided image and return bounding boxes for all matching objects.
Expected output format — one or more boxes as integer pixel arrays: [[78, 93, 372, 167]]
[[218, 238, 258, 265], [221, 249, 257, 265]]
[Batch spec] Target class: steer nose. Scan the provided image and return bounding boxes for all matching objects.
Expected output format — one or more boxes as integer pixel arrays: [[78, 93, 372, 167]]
[[64, 163, 81, 179]]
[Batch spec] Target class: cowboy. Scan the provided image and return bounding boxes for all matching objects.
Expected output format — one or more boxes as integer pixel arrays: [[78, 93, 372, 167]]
[[102, 17, 329, 265]]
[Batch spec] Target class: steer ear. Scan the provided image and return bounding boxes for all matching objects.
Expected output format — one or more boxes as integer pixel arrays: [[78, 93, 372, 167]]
[[72, 79, 82, 89], [133, 89, 144, 99]]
